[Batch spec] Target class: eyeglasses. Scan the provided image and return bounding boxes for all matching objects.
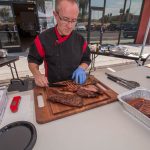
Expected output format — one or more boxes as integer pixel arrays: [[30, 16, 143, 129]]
[[56, 12, 77, 25]]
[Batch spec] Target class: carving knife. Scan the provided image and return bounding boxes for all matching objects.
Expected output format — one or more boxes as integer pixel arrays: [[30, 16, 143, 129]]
[[48, 83, 67, 87]]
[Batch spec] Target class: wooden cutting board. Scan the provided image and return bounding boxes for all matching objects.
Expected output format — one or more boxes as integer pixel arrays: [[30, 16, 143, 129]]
[[34, 76, 117, 124]]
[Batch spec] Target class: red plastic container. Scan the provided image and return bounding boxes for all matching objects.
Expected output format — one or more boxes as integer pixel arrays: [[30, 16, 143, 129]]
[[10, 96, 21, 112]]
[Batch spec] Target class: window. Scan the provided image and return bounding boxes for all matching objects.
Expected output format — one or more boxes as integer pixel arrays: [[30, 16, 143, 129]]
[[0, 5, 20, 49], [37, 0, 54, 32], [83, 0, 143, 45], [120, 0, 143, 44]]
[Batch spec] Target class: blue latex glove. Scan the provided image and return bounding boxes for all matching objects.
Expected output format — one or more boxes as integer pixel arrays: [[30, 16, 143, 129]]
[[72, 67, 86, 84]]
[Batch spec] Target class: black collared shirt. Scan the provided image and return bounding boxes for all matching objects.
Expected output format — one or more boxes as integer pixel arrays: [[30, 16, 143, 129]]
[[28, 27, 91, 83]]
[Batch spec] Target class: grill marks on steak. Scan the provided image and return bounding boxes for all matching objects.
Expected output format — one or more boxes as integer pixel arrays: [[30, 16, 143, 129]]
[[48, 93, 83, 107], [60, 81, 80, 92], [76, 85, 103, 98], [59, 77, 99, 93], [76, 89, 99, 98], [61, 86, 79, 93], [47, 78, 105, 107]]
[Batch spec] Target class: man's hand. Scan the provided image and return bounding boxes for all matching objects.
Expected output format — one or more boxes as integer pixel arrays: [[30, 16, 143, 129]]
[[72, 67, 86, 84], [28, 63, 49, 87], [34, 74, 49, 87]]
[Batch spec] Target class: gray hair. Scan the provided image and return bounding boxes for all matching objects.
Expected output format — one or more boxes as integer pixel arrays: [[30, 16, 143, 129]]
[[55, 0, 78, 12]]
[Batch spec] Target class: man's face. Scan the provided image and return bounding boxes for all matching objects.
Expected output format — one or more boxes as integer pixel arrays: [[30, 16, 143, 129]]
[[54, 1, 79, 35]]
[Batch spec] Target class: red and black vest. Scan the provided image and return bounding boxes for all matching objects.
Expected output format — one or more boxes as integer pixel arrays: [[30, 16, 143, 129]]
[[28, 26, 91, 83]]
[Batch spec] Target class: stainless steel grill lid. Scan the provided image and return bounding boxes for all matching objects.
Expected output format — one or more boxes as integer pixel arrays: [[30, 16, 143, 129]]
[[0, 121, 37, 150]]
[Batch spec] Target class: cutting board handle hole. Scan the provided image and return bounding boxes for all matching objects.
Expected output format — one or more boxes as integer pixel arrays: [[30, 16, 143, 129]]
[[37, 94, 45, 108]]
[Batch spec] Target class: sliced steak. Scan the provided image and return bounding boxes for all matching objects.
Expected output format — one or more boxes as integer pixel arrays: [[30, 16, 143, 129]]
[[81, 85, 103, 94], [48, 93, 83, 107], [60, 81, 80, 92], [127, 98, 144, 109], [61, 86, 79, 92], [76, 85, 103, 98], [139, 100, 150, 118], [127, 98, 150, 118], [76, 88, 99, 98]]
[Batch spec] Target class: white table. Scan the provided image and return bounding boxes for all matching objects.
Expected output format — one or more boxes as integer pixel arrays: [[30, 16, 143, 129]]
[[1, 66, 150, 150]]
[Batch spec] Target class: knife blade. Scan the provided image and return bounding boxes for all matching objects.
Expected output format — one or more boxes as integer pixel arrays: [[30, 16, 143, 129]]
[[48, 83, 67, 87]]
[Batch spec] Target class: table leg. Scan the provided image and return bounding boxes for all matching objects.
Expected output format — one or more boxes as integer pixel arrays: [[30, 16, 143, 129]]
[[13, 62, 19, 79], [8, 63, 15, 79], [7, 62, 20, 79]]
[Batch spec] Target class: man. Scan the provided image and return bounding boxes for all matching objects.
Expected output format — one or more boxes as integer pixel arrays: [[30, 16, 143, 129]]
[[28, 0, 91, 87]]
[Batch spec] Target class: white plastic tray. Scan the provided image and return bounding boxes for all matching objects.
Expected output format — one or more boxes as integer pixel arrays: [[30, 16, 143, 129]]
[[0, 86, 8, 124], [118, 88, 150, 128]]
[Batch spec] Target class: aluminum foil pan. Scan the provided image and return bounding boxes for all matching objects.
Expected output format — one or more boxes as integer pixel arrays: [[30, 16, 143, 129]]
[[118, 88, 150, 128]]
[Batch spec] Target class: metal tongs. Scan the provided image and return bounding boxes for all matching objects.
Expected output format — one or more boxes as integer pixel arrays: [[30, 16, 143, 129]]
[[105, 73, 140, 89]]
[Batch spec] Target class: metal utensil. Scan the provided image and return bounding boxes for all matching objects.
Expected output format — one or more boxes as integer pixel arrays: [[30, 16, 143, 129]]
[[105, 73, 140, 89], [107, 76, 133, 89], [109, 74, 140, 87], [48, 83, 67, 87]]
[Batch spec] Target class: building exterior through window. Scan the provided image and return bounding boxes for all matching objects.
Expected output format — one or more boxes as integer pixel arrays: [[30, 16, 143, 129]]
[[0, 0, 149, 52]]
